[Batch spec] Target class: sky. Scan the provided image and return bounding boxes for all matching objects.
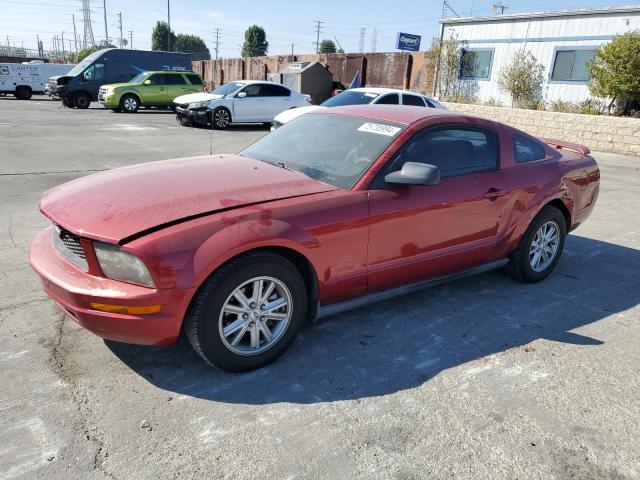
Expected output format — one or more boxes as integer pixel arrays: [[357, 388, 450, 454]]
[[0, 0, 636, 58]]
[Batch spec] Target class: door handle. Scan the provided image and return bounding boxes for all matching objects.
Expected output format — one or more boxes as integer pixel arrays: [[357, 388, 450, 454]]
[[484, 188, 507, 200]]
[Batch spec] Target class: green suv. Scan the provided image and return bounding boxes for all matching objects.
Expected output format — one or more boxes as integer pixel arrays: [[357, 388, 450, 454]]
[[98, 71, 204, 113]]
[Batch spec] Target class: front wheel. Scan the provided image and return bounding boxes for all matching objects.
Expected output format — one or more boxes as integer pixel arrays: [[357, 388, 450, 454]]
[[184, 252, 307, 372], [212, 107, 231, 129], [507, 205, 567, 282], [62, 97, 74, 108], [15, 86, 32, 99], [73, 93, 90, 109], [120, 94, 139, 113]]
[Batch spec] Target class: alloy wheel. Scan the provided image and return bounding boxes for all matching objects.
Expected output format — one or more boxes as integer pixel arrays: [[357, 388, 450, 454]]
[[214, 109, 230, 128], [529, 221, 560, 272], [124, 97, 137, 111], [218, 276, 292, 355]]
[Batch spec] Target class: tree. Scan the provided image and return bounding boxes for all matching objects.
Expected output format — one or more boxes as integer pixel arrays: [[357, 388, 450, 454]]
[[497, 48, 545, 108], [589, 31, 640, 108], [319, 39, 337, 54], [69, 42, 115, 63], [174, 34, 211, 60], [151, 21, 176, 51], [426, 33, 472, 101], [241, 25, 268, 57]]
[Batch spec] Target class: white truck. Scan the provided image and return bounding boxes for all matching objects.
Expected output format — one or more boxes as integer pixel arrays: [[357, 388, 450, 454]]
[[0, 61, 75, 99]]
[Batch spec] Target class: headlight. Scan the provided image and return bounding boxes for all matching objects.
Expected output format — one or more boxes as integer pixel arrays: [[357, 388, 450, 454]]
[[104, 87, 114, 95], [93, 242, 155, 288], [190, 100, 209, 109]]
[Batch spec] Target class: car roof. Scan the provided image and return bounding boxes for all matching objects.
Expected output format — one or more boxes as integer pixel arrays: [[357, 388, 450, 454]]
[[310, 104, 465, 125], [144, 70, 194, 74], [349, 87, 433, 98]]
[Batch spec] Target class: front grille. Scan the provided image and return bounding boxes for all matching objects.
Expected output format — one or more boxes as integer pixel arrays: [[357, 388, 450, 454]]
[[53, 225, 88, 271]]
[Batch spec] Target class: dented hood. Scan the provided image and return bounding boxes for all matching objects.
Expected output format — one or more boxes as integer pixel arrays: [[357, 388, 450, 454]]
[[40, 154, 337, 244]]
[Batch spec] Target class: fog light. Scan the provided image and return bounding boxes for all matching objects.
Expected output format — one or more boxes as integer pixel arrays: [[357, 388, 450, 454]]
[[90, 303, 162, 315]]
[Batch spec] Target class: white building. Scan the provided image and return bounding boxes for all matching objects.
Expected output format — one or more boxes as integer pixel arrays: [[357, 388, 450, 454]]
[[438, 6, 640, 105]]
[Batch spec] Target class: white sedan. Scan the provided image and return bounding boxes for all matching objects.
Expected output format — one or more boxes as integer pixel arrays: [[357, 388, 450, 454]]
[[271, 87, 446, 131], [174, 80, 311, 129]]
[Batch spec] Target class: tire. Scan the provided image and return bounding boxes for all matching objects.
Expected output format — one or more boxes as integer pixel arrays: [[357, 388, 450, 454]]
[[507, 205, 567, 282], [15, 86, 32, 100], [184, 251, 308, 372], [62, 97, 74, 108], [73, 93, 90, 109], [212, 107, 231, 129], [119, 94, 139, 113]]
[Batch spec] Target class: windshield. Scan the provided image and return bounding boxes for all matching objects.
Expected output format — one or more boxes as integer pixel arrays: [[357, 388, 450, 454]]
[[321, 90, 380, 107], [130, 72, 151, 84], [65, 49, 106, 77], [208, 82, 245, 96], [240, 113, 405, 189]]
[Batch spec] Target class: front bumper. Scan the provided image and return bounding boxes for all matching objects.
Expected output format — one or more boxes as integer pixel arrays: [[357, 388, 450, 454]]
[[29, 227, 192, 346], [98, 92, 118, 107], [175, 106, 210, 126]]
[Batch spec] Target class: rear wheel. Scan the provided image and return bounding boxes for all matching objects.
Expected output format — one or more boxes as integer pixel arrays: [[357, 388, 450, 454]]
[[15, 86, 32, 99], [73, 93, 90, 109], [119, 94, 139, 113], [212, 107, 231, 129], [184, 252, 307, 372], [507, 205, 566, 282]]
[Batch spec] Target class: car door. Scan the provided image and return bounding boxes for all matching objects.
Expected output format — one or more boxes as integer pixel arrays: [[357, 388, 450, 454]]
[[165, 73, 191, 103], [141, 73, 168, 105], [78, 62, 105, 99], [232, 84, 266, 122], [373, 93, 400, 105], [262, 84, 293, 119], [185, 73, 204, 94], [366, 125, 511, 292]]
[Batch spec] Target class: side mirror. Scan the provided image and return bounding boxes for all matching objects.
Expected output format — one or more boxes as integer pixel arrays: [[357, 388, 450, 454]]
[[236, 91, 247, 98], [384, 162, 440, 186], [143, 79, 151, 85]]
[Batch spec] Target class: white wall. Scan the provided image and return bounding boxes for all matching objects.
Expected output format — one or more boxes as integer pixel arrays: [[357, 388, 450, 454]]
[[442, 9, 640, 105]]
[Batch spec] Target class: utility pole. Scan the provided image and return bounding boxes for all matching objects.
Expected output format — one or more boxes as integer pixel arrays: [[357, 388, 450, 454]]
[[103, 0, 109, 44], [61, 31, 66, 58], [117, 12, 123, 49], [167, 0, 171, 51], [129, 30, 133, 49], [214, 28, 220, 59], [359, 27, 366, 53], [291, 43, 294, 56], [492, 2, 509, 14], [72, 14, 78, 52], [313, 20, 324, 53], [442, 0, 460, 18]]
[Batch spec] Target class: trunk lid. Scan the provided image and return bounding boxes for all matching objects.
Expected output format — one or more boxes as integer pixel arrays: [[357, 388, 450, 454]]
[[40, 155, 337, 244]]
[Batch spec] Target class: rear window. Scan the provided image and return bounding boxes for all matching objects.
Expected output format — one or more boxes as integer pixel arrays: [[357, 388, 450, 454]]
[[186, 74, 203, 86], [514, 134, 547, 163], [322, 91, 379, 107], [262, 84, 291, 96], [403, 94, 426, 107]]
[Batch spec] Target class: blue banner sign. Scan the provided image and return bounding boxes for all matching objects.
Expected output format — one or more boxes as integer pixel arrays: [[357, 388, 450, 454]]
[[396, 32, 421, 51]]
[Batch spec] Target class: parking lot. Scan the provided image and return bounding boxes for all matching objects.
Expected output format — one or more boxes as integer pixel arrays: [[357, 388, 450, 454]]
[[1, 96, 639, 479]]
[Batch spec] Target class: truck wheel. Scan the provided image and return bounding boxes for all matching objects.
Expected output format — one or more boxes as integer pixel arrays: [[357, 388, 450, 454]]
[[15, 86, 32, 100], [73, 93, 91, 109], [184, 251, 307, 372], [212, 107, 231, 129], [506, 205, 567, 283], [62, 97, 74, 108], [120, 94, 139, 113]]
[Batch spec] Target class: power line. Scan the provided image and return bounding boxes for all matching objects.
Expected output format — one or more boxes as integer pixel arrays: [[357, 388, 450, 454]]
[[313, 20, 324, 53]]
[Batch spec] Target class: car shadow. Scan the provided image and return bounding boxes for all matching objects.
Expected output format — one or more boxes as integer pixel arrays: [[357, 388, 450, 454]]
[[105, 235, 639, 404]]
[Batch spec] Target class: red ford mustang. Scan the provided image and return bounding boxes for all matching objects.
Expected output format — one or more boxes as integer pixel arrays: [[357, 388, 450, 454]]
[[30, 105, 600, 372]]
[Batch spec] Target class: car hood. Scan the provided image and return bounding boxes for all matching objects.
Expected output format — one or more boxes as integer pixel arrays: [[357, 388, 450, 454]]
[[40, 155, 337, 244], [274, 105, 324, 124], [173, 92, 224, 104], [102, 82, 133, 89]]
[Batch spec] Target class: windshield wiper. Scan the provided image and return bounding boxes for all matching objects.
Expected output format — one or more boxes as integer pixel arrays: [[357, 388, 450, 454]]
[[259, 159, 294, 171]]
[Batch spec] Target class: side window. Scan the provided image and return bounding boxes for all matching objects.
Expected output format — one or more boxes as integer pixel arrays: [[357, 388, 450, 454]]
[[165, 74, 187, 85], [147, 74, 166, 85], [403, 94, 426, 107], [514, 134, 547, 163], [376, 93, 400, 105], [262, 84, 291, 96], [82, 63, 105, 81], [241, 84, 262, 97], [394, 127, 498, 178], [186, 74, 203, 86]]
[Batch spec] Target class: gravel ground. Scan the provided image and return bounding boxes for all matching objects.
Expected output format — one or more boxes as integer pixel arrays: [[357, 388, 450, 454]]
[[1, 96, 639, 480]]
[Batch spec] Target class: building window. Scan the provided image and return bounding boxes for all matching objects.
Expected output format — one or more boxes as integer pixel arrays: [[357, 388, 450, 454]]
[[551, 49, 596, 82], [460, 49, 493, 79]]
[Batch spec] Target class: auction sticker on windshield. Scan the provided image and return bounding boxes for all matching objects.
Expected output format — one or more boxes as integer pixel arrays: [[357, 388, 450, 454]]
[[357, 122, 402, 137]]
